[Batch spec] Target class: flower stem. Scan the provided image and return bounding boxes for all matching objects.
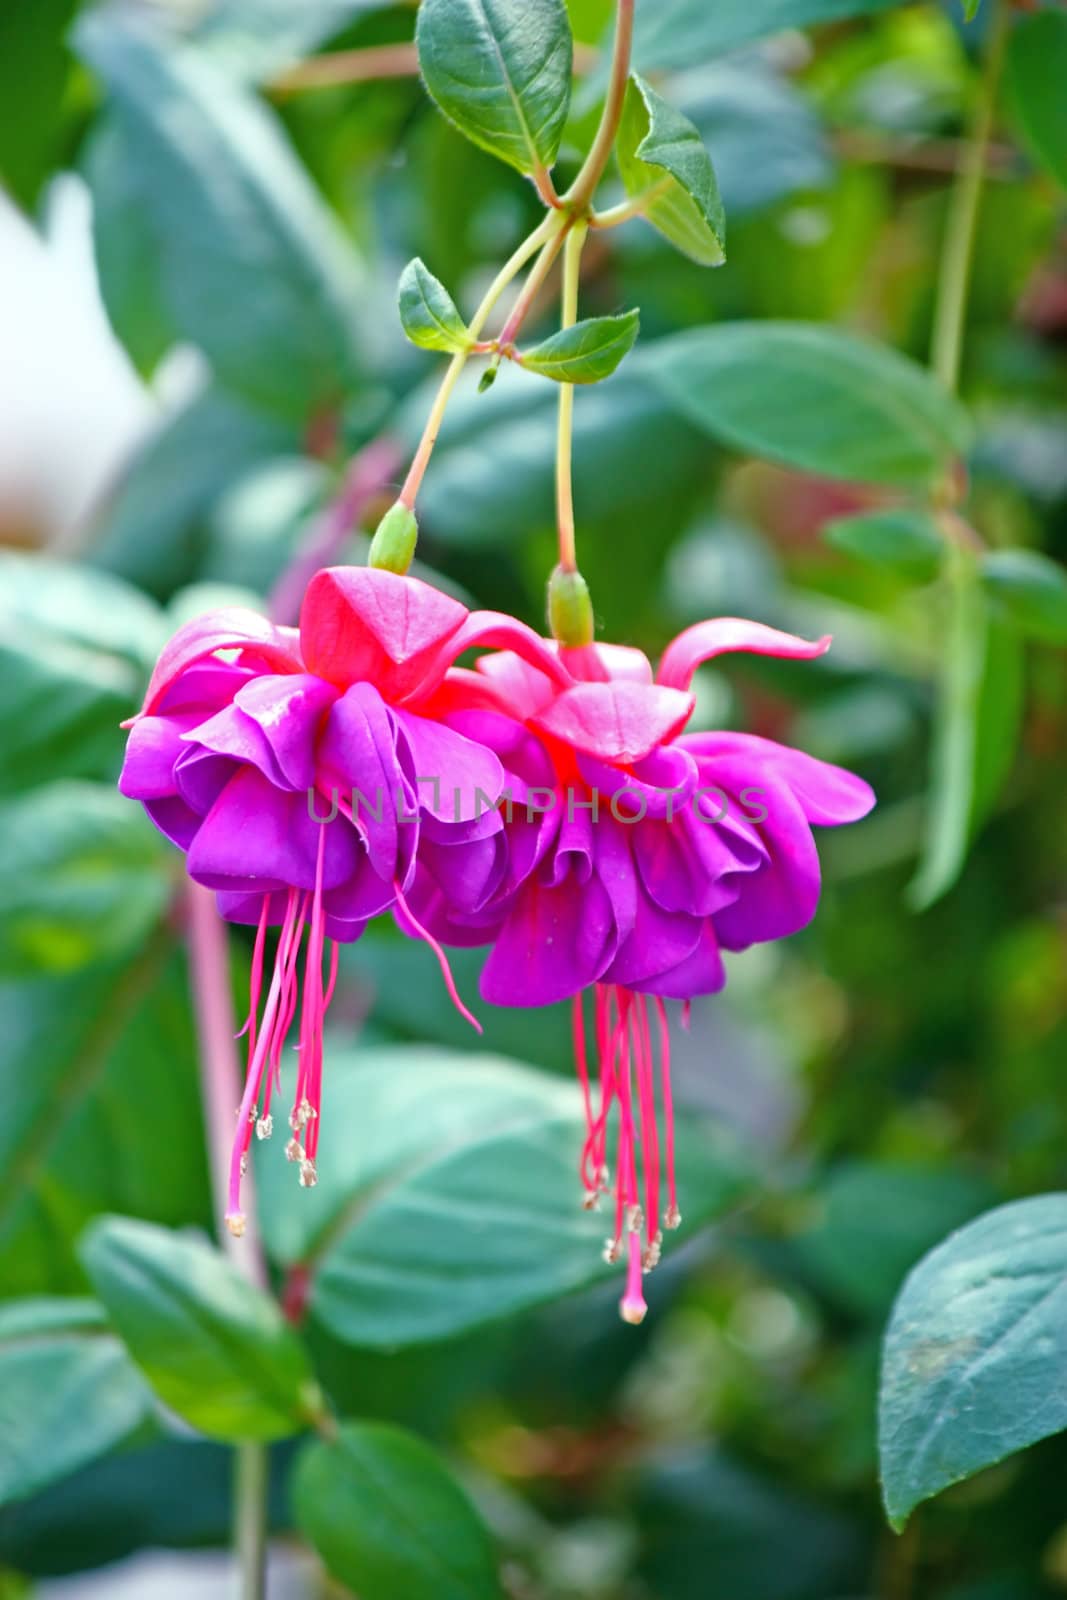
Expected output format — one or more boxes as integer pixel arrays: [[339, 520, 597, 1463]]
[[929, 0, 1008, 396], [234, 1438, 269, 1600], [398, 212, 562, 509], [186, 883, 269, 1600], [496, 225, 570, 349], [556, 221, 588, 574], [565, 0, 635, 214]]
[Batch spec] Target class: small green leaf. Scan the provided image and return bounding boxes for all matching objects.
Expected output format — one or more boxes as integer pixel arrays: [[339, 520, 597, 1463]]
[[909, 554, 1021, 910], [1006, 10, 1067, 191], [879, 1195, 1067, 1530], [0, 784, 172, 979], [650, 322, 971, 489], [398, 258, 471, 353], [823, 509, 943, 581], [979, 548, 1067, 645], [416, 0, 573, 176], [293, 1423, 504, 1600], [963, 0, 981, 19], [617, 75, 726, 266], [0, 1298, 152, 1506], [80, 1217, 321, 1441], [520, 309, 639, 383]]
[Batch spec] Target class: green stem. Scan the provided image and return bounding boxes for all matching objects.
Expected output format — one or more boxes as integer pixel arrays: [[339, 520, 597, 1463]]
[[564, 0, 635, 214], [556, 222, 588, 573], [929, 0, 1008, 395], [235, 1440, 269, 1600], [497, 224, 571, 348], [590, 177, 672, 228], [399, 213, 561, 509]]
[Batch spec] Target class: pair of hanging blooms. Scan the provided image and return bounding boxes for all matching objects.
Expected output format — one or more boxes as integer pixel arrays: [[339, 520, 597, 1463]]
[[121, 550, 873, 1323]]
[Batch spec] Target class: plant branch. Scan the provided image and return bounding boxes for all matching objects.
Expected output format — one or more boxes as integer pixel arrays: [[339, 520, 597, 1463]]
[[556, 222, 588, 574], [929, 0, 1009, 395], [270, 42, 420, 93], [186, 882, 269, 1600], [565, 0, 635, 214], [590, 177, 672, 228], [399, 211, 564, 509]]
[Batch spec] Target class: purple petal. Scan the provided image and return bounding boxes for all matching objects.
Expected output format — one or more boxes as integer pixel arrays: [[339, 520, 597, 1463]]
[[233, 673, 337, 790], [187, 767, 360, 893], [683, 732, 875, 826], [119, 715, 193, 800], [317, 683, 403, 881], [639, 922, 726, 998], [394, 708, 505, 827], [480, 874, 616, 1006]]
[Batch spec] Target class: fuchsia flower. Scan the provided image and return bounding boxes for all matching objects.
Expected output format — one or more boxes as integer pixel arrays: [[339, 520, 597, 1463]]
[[120, 568, 565, 1236], [410, 618, 875, 1322]]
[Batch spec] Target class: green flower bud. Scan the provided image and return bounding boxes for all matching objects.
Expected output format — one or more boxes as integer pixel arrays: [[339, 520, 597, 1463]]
[[547, 564, 594, 648], [368, 501, 418, 575]]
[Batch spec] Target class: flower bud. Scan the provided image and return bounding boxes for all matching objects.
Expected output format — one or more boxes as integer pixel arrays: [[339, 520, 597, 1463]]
[[547, 564, 594, 648], [368, 501, 418, 574]]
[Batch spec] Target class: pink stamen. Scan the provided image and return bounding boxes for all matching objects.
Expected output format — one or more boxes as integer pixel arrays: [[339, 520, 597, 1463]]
[[654, 997, 678, 1221], [393, 877, 483, 1034], [237, 897, 270, 1043], [620, 1230, 647, 1325]]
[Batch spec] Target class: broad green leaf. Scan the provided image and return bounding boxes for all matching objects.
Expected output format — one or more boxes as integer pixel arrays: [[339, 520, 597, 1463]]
[[0, 555, 163, 793], [398, 258, 471, 353], [1006, 10, 1067, 192], [294, 1423, 504, 1600], [80, 1217, 322, 1442], [910, 558, 1021, 909], [519, 309, 639, 383], [0, 950, 211, 1299], [0, 1299, 152, 1507], [0, 784, 172, 980], [75, 16, 372, 419], [416, 0, 573, 176], [88, 387, 299, 597], [650, 322, 971, 489], [617, 75, 726, 267], [259, 1047, 747, 1347], [823, 508, 943, 582], [879, 1195, 1067, 1530], [83, 118, 176, 377], [623, 0, 902, 75], [0, 0, 78, 208], [980, 548, 1067, 645]]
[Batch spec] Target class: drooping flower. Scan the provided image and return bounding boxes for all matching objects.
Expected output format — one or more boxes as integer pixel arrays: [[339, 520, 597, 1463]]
[[409, 618, 875, 1320], [120, 567, 567, 1236]]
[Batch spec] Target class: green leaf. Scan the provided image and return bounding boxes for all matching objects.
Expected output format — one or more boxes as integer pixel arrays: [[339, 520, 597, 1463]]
[[1006, 10, 1067, 191], [83, 118, 176, 377], [623, 0, 902, 75], [398, 258, 472, 353], [0, 0, 78, 209], [0, 948, 211, 1299], [963, 0, 981, 20], [293, 1423, 504, 1600], [88, 388, 299, 597], [75, 15, 372, 419], [909, 559, 1021, 909], [617, 75, 726, 267], [0, 555, 163, 793], [79, 1217, 321, 1441], [979, 548, 1067, 645], [0, 784, 172, 980], [0, 1299, 152, 1506], [879, 1195, 1067, 1530], [259, 1047, 747, 1347], [823, 509, 943, 582], [416, 0, 573, 176], [650, 322, 971, 489], [520, 309, 639, 383]]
